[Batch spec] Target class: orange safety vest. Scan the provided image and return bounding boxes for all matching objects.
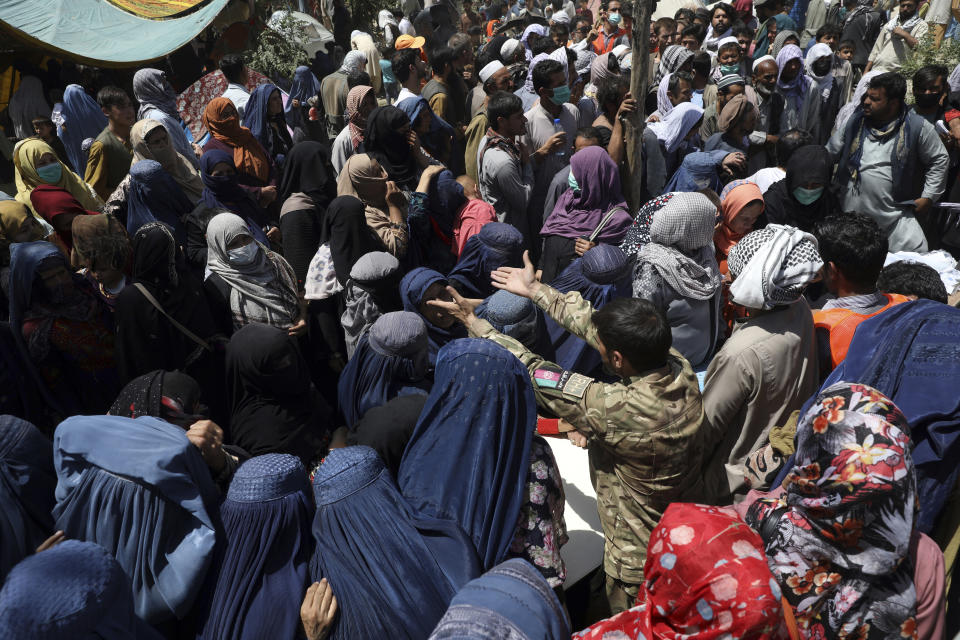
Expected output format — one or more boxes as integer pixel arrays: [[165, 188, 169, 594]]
[[592, 27, 628, 55], [813, 293, 910, 369]]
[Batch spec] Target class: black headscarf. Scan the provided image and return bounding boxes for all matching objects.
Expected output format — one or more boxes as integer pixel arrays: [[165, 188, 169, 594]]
[[277, 142, 338, 286], [226, 323, 331, 466], [277, 141, 338, 208], [360, 106, 419, 190], [762, 144, 839, 232], [346, 393, 426, 478], [109, 369, 204, 427], [114, 222, 221, 382], [320, 196, 387, 285]]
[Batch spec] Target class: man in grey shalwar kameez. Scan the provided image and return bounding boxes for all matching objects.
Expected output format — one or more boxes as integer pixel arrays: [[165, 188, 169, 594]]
[[828, 72, 948, 252]]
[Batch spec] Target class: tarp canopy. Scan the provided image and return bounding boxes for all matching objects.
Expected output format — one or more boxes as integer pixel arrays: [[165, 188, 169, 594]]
[[0, 0, 232, 66]]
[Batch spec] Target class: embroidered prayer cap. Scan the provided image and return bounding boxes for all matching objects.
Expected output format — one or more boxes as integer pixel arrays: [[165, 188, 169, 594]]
[[349, 251, 400, 285], [475, 290, 537, 329], [226, 453, 310, 503], [312, 445, 385, 505], [717, 73, 746, 91], [477, 221, 523, 252], [479, 61, 506, 83], [0, 540, 146, 639], [581, 244, 630, 283], [368, 311, 428, 358], [500, 38, 522, 60]]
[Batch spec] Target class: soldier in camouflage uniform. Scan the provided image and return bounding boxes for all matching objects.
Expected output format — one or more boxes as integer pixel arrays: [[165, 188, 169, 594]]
[[431, 252, 711, 615]]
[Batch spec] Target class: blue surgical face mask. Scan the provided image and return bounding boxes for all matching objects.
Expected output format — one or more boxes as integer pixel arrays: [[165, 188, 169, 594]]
[[228, 241, 259, 266], [793, 186, 824, 205], [567, 171, 579, 191], [35, 162, 62, 184], [551, 84, 572, 105], [719, 63, 740, 75], [608, 10, 621, 24]]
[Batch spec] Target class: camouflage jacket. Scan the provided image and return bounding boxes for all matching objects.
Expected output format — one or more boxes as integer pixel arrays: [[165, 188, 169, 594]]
[[470, 284, 710, 584]]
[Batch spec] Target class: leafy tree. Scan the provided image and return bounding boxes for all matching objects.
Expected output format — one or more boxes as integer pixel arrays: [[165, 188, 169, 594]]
[[245, 2, 310, 81]]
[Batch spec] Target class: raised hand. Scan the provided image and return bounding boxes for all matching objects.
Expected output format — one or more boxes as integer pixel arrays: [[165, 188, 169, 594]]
[[491, 250, 540, 299]]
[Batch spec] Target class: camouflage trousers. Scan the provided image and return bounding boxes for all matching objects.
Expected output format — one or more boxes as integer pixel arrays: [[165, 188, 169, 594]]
[[604, 575, 641, 615]]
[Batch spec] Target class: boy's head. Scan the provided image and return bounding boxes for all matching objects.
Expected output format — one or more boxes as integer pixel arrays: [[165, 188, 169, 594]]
[[456, 175, 480, 199], [32, 117, 55, 141], [96, 86, 135, 128], [876, 261, 949, 304], [814, 212, 888, 296], [219, 53, 248, 85], [717, 41, 741, 66], [837, 40, 855, 61], [816, 23, 842, 50]]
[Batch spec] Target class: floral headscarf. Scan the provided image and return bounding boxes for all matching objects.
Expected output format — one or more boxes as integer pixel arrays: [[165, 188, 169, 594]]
[[575, 503, 786, 640], [746, 382, 918, 640], [346, 85, 375, 151]]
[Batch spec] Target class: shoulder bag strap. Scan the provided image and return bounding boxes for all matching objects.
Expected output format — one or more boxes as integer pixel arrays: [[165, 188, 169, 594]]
[[589, 206, 628, 242], [133, 283, 212, 353]]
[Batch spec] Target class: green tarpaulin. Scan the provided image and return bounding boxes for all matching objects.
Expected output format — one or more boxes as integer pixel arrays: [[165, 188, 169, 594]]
[[0, 0, 232, 66]]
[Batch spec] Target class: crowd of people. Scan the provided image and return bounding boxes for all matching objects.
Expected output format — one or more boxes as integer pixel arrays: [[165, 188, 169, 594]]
[[2, 0, 960, 637]]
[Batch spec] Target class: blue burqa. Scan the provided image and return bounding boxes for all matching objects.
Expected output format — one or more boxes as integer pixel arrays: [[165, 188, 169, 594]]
[[546, 244, 632, 377], [400, 267, 468, 364], [398, 338, 536, 571], [310, 445, 481, 639], [337, 331, 430, 429], [196, 453, 314, 640], [51, 414, 220, 623], [0, 415, 57, 583], [126, 160, 194, 244], [447, 222, 523, 299], [57, 84, 108, 173], [428, 559, 571, 639]]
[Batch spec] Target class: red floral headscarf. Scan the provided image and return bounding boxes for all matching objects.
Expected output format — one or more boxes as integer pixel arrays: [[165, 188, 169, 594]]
[[575, 503, 787, 640]]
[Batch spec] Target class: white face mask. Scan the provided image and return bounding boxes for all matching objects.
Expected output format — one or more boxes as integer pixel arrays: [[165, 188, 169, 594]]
[[228, 242, 259, 266]]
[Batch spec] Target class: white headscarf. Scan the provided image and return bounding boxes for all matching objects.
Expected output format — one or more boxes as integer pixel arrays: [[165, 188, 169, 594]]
[[647, 102, 704, 153], [205, 212, 301, 329], [8, 76, 51, 140], [657, 73, 675, 117], [805, 43, 834, 101], [834, 70, 881, 133]]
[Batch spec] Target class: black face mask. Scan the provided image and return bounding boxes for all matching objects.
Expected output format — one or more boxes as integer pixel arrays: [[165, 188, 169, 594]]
[[812, 58, 832, 76], [915, 92, 942, 108]]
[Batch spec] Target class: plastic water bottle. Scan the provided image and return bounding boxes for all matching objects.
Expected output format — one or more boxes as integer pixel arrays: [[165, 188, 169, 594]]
[[553, 118, 565, 159]]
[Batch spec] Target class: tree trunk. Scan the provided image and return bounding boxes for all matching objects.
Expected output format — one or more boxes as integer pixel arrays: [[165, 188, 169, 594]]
[[624, 0, 653, 211]]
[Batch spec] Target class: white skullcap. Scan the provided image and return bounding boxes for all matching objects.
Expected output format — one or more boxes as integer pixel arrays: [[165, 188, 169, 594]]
[[717, 36, 739, 49], [552, 11, 570, 24], [500, 38, 521, 60], [752, 55, 776, 72], [611, 44, 630, 60], [479, 60, 506, 83]]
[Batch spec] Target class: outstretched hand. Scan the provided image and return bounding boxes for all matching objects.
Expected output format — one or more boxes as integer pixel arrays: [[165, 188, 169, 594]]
[[491, 250, 540, 299], [426, 286, 480, 328]]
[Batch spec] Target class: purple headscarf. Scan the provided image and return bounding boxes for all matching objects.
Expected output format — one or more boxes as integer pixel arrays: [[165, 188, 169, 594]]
[[521, 24, 549, 62], [541, 147, 631, 242], [776, 44, 807, 105]]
